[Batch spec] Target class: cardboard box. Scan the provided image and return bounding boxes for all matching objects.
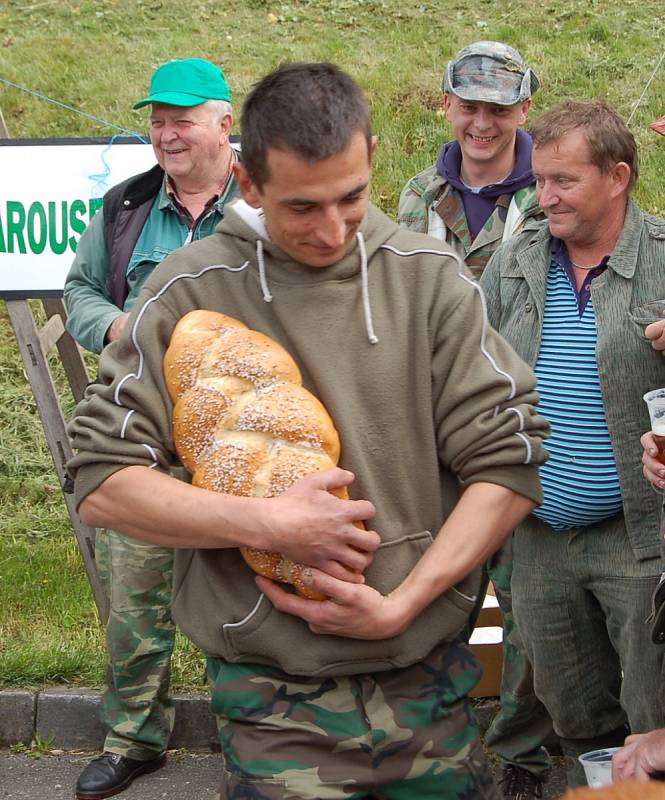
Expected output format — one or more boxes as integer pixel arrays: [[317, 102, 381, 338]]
[[469, 591, 503, 697]]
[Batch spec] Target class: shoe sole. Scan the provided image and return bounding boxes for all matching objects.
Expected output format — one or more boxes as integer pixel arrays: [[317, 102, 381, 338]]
[[75, 754, 167, 800]]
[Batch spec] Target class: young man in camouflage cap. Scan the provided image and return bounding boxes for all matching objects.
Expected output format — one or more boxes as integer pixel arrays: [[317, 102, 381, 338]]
[[398, 40, 542, 277], [398, 41, 553, 800]]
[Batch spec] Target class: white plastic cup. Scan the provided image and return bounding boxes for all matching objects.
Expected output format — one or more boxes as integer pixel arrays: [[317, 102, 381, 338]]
[[578, 747, 620, 788], [644, 389, 665, 466], [644, 388, 665, 433]]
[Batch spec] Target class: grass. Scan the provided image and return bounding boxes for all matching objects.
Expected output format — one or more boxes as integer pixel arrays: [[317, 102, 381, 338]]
[[0, 0, 664, 690]]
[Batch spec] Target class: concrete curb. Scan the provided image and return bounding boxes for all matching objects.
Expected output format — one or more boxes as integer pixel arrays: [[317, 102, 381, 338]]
[[0, 689, 499, 752], [0, 689, 218, 751]]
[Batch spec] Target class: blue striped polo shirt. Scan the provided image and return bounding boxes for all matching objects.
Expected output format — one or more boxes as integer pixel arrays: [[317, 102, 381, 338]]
[[532, 253, 623, 530]]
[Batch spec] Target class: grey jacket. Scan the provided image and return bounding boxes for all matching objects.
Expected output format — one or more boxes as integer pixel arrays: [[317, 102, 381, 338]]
[[480, 200, 665, 560]]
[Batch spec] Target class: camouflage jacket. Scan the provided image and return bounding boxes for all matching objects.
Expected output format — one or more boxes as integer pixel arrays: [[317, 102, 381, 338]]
[[397, 164, 543, 278]]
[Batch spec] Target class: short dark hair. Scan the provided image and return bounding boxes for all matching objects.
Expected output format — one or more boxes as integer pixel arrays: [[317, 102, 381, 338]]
[[529, 100, 639, 191], [240, 62, 373, 188]]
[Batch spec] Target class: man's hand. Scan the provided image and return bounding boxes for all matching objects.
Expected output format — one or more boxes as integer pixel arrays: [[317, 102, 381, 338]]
[[645, 318, 665, 353], [641, 431, 665, 489], [256, 571, 404, 640], [267, 469, 379, 580], [105, 312, 130, 344], [258, 482, 534, 639], [612, 729, 665, 782]]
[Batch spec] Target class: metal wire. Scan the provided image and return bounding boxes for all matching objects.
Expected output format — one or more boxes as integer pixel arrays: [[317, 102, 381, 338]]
[[627, 50, 665, 126], [0, 76, 145, 138]]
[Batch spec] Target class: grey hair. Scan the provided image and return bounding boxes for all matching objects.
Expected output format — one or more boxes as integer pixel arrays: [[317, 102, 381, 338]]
[[205, 98, 233, 124]]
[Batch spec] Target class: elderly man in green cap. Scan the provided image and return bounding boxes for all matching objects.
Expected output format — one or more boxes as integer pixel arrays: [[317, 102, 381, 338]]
[[398, 41, 553, 800], [66, 58, 239, 800]]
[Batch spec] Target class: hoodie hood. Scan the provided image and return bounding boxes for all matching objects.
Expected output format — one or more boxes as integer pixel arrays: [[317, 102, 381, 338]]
[[220, 200, 403, 344], [225, 200, 398, 280], [435, 129, 535, 239], [435, 129, 534, 196]]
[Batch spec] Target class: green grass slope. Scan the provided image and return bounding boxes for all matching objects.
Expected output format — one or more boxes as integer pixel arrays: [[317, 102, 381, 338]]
[[0, 0, 663, 688]]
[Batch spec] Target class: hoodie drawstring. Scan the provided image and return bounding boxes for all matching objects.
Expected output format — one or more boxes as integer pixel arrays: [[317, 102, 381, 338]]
[[254, 233, 379, 345], [357, 232, 379, 345], [256, 239, 273, 302]]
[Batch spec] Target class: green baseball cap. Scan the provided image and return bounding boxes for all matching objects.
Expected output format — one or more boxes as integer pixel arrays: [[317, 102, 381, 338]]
[[134, 58, 231, 109]]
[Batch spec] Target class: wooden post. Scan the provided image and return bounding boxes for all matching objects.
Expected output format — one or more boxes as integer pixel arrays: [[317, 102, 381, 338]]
[[1, 111, 108, 621]]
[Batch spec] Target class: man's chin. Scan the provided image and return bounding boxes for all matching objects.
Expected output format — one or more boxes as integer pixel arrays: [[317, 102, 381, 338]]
[[299, 242, 353, 268], [162, 156, 191, 175], [545, 216, 571, 239], [304, 252, 345, 268]]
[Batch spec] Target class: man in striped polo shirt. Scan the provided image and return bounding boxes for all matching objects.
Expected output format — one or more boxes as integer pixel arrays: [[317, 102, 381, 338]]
[[480, 100, 665, 788]]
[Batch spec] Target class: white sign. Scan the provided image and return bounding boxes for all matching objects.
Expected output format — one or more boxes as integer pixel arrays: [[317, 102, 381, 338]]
[[0, 139, 156, 298]]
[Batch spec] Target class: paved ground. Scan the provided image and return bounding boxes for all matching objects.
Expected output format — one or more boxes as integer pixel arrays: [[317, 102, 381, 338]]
[[0, 751, 220, 799], [0, 690, 570, 798], [0, 750, 569, 799]]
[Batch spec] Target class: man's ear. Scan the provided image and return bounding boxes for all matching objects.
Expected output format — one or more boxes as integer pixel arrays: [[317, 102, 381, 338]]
[[369, 135, 378, 163], [233, 163, 262, 208], [219, 112, 233, 140], [610, 161, 632, 197], [518, 98, 532, 126], [442, 92, 452, 116]]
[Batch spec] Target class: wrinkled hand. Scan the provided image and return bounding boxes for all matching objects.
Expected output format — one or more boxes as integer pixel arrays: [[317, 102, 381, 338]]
[[267, 468, 379, 582], [105, 312, 130, 344], [645, 318, 665, 353], [612, 729, 665, 782], [256, 569, 406, 639], [641, 431, 665, 489]]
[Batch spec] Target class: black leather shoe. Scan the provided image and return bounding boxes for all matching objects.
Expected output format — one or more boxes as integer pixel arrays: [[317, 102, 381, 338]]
[[75, 752, 167, 799]]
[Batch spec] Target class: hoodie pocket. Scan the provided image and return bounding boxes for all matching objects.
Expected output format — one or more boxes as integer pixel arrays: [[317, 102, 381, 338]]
[[221, 530, 479, 677]]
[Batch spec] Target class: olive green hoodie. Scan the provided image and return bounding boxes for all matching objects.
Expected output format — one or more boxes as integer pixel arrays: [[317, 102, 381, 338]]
[[68, 201, 548, 677]]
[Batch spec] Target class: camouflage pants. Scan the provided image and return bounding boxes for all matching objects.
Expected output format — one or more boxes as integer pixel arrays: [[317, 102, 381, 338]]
[[96, 529, 176, 760], [208, 640, 500, 799], [481, 536, 554, 778]]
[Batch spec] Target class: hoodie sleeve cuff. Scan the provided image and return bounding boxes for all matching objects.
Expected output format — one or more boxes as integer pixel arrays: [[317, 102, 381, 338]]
[[462, 464, 543, 506]]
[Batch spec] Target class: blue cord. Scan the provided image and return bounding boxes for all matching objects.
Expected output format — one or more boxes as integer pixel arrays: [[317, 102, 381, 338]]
[[87, 132, 148, 196], [0, 76, 149, 197], [0, 76, 146, 137]]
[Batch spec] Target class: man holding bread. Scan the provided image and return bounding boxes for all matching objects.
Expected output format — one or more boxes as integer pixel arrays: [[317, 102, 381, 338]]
[[68, 62, 549, 799]]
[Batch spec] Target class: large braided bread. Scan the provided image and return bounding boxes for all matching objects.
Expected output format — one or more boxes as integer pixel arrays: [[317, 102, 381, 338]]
[[164, 309, 357, 600]]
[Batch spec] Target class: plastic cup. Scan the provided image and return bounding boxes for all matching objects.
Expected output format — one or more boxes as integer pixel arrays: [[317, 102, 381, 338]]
[[644, 389, 665, 465], [578, 747, 620, 788]]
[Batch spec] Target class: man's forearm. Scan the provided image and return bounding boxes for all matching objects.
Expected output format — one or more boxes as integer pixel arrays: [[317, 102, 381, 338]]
[[78, 465, 379, 573], [392, 482, 535, 628], [79, 465, 273, 549]]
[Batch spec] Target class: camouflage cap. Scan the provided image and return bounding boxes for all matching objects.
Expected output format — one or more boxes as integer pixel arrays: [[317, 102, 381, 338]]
[[442, 41, 539, 105]]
